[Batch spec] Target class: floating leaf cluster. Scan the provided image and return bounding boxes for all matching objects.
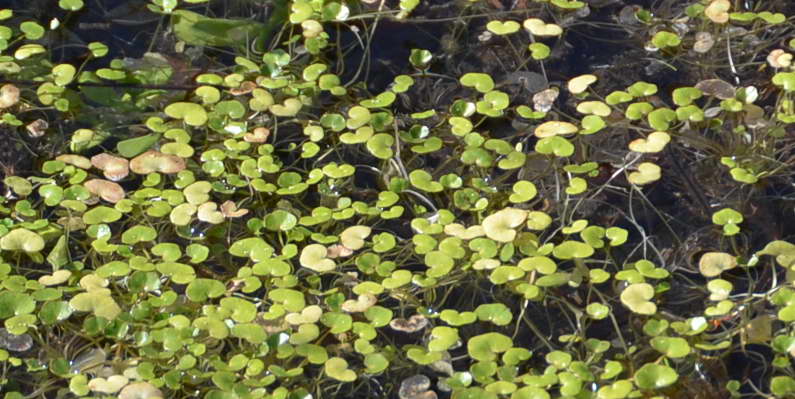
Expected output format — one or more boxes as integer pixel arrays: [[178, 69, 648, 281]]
[[0, 0, 794, 398]]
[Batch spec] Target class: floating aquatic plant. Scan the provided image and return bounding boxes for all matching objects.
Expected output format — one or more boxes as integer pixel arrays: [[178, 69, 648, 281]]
[[0, 0, 793, 397]]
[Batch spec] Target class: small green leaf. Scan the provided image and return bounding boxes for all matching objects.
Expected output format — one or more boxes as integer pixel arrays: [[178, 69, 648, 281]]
[[650, 336, 691, 358], [651, 31, 681, 48], [69, 291, 121, 320], [300, 244, 335, 272], [468, 332, 513, 362], [186, 279, 225, 302], [698, 252, 737, 277], [460, 73, 495, 93], [0, 229, 44, 253], [59, 0, 84, 11], [409, 169, 443, 193], [52, 64, 76, 86], [440, 309, 477, 326], [586, 303, 610, 320], [475, 303, 512, 326], [325, 357, 356, 382], [486, 20, 520, 35], [165, 102, 208, 126], [621, 283, 657, 315], [121, 225, 157, 245], [528, 42, 551, 60], [88, 42, 108, 57], [634, 363, 678, 389], [20, 21, 45, 40], [409, 48, 432, 69]]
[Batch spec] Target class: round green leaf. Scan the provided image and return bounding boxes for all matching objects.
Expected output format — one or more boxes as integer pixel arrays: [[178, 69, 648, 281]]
[[597, 380, 633, 399], [264, 210, 298, 231], [121, 225, 157, 245], [482, 208, 527, 242], [468, 332, 513, 361], [486, 20, 520, 35], [325, 357, 356, 382], [475, 303, 512, 326], [651, 31, 681, 48], [0, 228, 44, 253], [620, 283, 657, 315], [59, 0, 84, 11], [460, 73, 495, 93], [552, 240, 594, 259], [535, 136, 574, 157], [300, 244, 336, 272], [20, 21, 45, 40], [366, 133, 395, 159], [0, 292, 35, 318], [586, 303, 610, 320], [186, 279, 225, 302], [220, 297, 256, 323], [52, 64, 76, 86], [69, 291, 121, 320], [440, 309, 476, 326], [698, 252, 737, 277], [633, 363, 678, 389], [650, 336, 691, 358], [165, 102, 208, 126]]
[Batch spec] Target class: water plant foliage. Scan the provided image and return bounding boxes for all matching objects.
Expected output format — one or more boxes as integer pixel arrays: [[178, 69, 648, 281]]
[[0, 0, 795, 398]]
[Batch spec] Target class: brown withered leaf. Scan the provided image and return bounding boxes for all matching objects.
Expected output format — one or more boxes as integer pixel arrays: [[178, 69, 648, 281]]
[[26, 119, 48, 137], [56, 154, 92, 169], [326, 244, 354, 259], [244, 127, 270, 143], [229, 81, 257, 95], [0, 84, 20, 109], [767, 49, 793, 69], [695, 79, 735, 100], [399, 374, 436, 399], [220, 200, 249, 218], [91, 153, 130, 181], [129, 150, 186, 175], [390, 314, 429, 333], [84, 179, 125, 204]]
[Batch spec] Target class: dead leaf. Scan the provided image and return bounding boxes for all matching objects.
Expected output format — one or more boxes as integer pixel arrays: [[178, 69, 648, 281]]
[[220, 200, 249, 218], [91, 153, 130, 181], [390, 314, 429, 333], [244, 127, 270, 143], [84, 179, 125, 203], [695, 79, 735, 99], [26, 119, 48, 138], [0, 84, 20, 108], [229, 81, 257, 95]]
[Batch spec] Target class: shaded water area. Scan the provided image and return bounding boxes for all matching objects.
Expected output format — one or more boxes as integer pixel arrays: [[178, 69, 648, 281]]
[[3, 0, 795, 398]]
